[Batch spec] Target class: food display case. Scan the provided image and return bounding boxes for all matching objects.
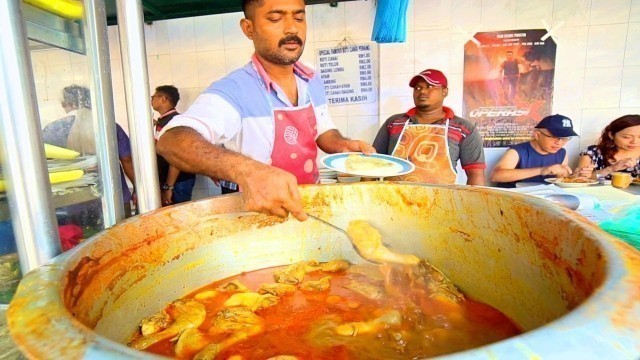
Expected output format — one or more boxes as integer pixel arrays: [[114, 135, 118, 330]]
[[0, 0, 125, 307], [0, 0, 139, 355]]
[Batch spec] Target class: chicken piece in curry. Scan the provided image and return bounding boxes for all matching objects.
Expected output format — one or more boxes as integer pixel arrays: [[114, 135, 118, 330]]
[[129, 222, 520, 359], [346, 220, 420, 265]]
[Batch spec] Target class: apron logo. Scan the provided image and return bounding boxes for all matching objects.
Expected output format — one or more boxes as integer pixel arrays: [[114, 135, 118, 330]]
[[284, 126, 299, 145]]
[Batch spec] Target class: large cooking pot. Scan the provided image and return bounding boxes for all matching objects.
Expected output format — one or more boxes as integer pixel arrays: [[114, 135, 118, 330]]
[[7, 183, 640, 359]]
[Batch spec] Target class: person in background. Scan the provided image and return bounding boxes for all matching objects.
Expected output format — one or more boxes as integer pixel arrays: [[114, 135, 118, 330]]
[[43, 85, 93, 150], [500, 50, 521, 104], [116, 124, 136, 216], [490, 114, 577, 188], [372, 69, 486, 185], [42, 85, 136, 215], [42, 85, 135, 217], [576, 114, 640, 180], [42, 86, 137, 250], [151, 85, 196, 206], [156, 0, 374, 220]]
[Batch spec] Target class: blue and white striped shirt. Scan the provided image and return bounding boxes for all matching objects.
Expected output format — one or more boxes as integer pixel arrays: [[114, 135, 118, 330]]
[[159, 55, 335, 190]]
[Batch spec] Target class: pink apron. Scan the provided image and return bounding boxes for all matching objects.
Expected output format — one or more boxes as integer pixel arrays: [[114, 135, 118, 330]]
[[269, 103, 319, 184]]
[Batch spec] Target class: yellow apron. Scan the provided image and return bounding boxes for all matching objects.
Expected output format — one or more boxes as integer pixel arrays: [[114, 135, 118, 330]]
[[390, 119, 457, 184]]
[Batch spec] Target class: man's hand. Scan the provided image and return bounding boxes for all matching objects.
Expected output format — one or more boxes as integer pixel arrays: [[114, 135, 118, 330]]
[[157, 127, 306, 219], [542, 164, 572, 178], [343, 140, 376, 155], [316, 129, 375, 155], [161, 189, 173, 206], [239, 163, 307, 221]]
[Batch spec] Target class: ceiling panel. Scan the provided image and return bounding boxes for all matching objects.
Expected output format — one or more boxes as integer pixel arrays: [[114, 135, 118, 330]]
[[105, 0, 361, 26]]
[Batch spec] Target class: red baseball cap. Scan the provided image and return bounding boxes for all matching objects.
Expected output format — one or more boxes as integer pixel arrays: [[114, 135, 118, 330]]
[[409, 69, 448, 88]]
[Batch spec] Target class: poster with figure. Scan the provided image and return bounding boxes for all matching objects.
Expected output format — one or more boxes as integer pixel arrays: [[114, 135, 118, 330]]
[[463, 30, 557, 147]]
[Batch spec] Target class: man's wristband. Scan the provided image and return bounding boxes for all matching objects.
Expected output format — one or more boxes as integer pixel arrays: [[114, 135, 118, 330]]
[[161, 184, 174, 191]]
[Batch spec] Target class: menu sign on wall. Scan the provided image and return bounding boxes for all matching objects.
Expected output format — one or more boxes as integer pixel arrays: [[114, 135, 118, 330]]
[[317, 44, 377, 106]]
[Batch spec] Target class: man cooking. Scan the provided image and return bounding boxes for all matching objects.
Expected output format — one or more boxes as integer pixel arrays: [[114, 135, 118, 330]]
[[156, 0, 373, 221], [372, 69, 486, 185]]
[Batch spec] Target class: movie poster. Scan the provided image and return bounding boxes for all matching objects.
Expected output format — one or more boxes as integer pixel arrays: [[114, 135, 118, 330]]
[[463, 30, 557, 147]]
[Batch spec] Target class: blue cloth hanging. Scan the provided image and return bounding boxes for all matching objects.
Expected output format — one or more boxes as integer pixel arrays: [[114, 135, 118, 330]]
[[372, 0, 409, 43]]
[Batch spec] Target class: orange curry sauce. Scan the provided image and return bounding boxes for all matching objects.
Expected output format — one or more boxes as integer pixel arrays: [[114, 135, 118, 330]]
[[136, 263, 521, 359]]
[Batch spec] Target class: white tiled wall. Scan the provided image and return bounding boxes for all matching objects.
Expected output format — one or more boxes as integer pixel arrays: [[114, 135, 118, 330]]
[[380, 0, 640, 172], [31, 0, 640, 196]]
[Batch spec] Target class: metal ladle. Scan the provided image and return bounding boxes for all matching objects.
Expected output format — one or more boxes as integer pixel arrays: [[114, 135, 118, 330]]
[[307, 215, 378, 263]]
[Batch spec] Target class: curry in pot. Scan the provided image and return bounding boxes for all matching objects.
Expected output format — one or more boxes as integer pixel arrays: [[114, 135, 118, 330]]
[[128, 222, 520, 359]]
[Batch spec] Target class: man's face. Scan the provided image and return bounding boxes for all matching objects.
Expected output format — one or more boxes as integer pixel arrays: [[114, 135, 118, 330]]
[[412, 80, 447, 110], [506, 52, 513, 60], [150, 92, 164, 112], [241, 0, 307, 65], [534, 129, 570, 153]]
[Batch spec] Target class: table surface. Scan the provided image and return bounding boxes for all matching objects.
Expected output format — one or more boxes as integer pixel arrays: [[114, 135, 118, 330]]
[[507, 182, 639, 224]]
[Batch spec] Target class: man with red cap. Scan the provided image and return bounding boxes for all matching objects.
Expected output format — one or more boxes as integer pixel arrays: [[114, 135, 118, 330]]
[[373, 69, 486, 185]]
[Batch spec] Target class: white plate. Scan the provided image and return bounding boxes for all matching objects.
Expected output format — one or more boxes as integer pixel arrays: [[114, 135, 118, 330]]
[[318, 168, 336, 173], [545, 178, 599, 188], [321, 153, 415, 178]]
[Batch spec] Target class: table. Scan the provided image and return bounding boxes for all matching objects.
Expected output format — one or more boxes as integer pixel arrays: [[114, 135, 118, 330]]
[[507, 182, 639, 223]]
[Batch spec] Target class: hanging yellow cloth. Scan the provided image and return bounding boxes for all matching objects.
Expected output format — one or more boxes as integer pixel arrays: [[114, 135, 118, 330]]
[[23, 0, 84, 20], [0, 170, 84, 192]]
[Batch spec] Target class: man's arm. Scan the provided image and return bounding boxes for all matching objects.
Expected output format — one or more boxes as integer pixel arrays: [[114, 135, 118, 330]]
[[316, 129, 375, 154], [161, 165, 181, 205], [157, 126, 306, 220], [120, 155, 135, 185], [372, 117, 393, 155], [465, 168, 485, 185], [458, 122, 486, 185], [490, 149, 572, 183], [116, 123, 135, 192]]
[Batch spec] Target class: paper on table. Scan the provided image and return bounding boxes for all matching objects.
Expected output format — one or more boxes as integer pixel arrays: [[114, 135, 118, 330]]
[[504, 183, 640, 223], [578, 209, 615, 223], [562, 186, 638, 213], [500, 184, 600, 210]]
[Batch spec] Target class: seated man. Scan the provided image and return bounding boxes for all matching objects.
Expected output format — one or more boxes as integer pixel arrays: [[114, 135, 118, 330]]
[[490, 114, 577, 188], [373, 69, 486, 185]]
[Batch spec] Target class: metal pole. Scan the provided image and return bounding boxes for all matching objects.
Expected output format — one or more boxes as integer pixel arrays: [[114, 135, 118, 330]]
[[115, 0, 161, 213], [0, 1, 61, 273], [84, 0, 124, 226]]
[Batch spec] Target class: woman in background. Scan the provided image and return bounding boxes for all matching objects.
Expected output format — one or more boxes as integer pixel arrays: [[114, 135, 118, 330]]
[[576, 114, 640, 179], [42, 85, 135, 210], [42, 85, 95, 152]]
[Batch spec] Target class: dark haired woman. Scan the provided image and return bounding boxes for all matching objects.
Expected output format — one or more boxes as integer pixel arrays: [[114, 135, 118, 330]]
[[576, 114, 640, 179]]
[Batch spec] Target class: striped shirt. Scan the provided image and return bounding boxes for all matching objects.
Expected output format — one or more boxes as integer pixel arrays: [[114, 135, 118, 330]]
[[159, 55, 336, 190]]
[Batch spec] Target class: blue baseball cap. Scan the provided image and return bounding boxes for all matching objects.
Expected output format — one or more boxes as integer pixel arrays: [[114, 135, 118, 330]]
[[534, 114, 578, 137]]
